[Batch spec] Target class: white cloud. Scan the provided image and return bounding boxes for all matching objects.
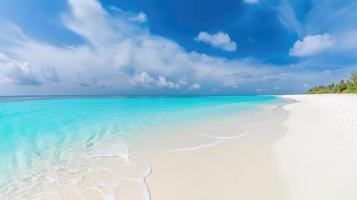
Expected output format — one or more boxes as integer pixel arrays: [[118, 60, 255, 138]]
[[131, 72, 155, 87], [63, 0, 116, 47], [129, 12, 147, 23], [178, 77, 188, 85], [194, 31, 237, 52], [0, 52, 41, 85], [289, 34, 334, 57], [1, 0, 262, 94], [158, 76, 180, 89], [0, 0, 345, 95], [278, 0, 303, 36], [223, 79, 240, 88], [188, 83, 201, 90], [277, 0, 357, 61], [244, 0, 259, 4], [131, 72, 180, 89]]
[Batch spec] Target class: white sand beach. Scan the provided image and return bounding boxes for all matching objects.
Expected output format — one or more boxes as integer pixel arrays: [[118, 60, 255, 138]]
[[147, 94, 357, 200], [3, 94, 357, 200], [276, 94, 357, 200]]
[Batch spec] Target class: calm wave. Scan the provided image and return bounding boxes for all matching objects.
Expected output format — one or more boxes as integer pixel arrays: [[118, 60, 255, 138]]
[[0, 96, 277, 187]]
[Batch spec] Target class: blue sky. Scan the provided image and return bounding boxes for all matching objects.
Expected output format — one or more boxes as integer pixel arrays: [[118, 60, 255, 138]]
[[0, 0, 356, 95]]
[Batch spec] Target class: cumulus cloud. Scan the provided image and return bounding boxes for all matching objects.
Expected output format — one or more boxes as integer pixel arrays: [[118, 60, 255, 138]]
[[131, 72, 180, 89], [188, 83, 201, 90], [244, 0, 259, 4], [289, 34, 334, 57], [278, 0, 357, 67], [0, 52, 41, 85], [0, 0, 349, 95], [178, 77, 188, 85], [0, 0, 268, 94], [131, 72, 155, 87], [158, 76, 180, 89], [194, 31, 237, 52], [129, 12, 147, 23], [7, 62, 41, 86]]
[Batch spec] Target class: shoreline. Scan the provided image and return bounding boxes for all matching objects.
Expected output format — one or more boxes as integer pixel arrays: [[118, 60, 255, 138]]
[[2, 94, 357, 199], [147, 94, 357, 200], [0, 97, 280, 200], [147, 97, 290, 200]]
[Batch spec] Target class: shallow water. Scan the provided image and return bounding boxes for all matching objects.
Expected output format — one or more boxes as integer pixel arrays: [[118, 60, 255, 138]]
[[0, 96, 278, 199]]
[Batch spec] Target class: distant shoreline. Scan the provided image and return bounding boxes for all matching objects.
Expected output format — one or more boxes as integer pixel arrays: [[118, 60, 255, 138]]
[[306, 72, 357, 94]]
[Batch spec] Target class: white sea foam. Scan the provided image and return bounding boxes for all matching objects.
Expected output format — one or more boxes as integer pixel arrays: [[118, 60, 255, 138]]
[[167, 106, 276, 153]]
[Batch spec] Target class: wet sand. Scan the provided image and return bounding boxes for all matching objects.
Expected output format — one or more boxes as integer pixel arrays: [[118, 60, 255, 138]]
[[147, 100, 290, 200], [4, 95, 357, 200], [148, 95, 357, 200]]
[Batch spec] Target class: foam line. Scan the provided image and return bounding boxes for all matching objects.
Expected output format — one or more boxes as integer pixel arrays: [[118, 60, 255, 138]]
[[168, 109, 276, 153], [194, 126, 249, 139], [86, 152, 130, 162], [143, 166, 152, 200], [168, 139, 225, 152], [121, 165, 152, 200]]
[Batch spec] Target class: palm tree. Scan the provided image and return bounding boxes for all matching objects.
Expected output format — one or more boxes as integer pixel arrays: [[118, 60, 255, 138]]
[[306, 72, 357, 94], [336, 80, 347, 92], [351, 72, 357, 86]]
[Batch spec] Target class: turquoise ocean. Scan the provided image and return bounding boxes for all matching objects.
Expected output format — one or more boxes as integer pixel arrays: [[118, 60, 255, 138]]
[[0, 96, 278, 195]]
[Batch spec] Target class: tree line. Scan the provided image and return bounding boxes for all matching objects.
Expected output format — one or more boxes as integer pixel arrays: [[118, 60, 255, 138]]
[[306, 72, 357, 94]]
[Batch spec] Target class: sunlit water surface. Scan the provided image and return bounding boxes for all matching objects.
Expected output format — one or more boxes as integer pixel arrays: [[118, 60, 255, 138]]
[[0, 96, 278, 198]]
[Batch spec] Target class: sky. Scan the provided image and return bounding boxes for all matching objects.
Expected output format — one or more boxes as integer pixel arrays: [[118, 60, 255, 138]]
[[0, 0, 357, 95]]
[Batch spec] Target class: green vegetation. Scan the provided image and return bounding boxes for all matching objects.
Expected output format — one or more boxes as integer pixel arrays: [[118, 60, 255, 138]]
[[306, 72, 357, 94]]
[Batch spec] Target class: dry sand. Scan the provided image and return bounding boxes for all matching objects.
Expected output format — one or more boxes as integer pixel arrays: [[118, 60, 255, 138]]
[[276, 94, 357, 200], [147, 94, 357, 200], [4, 94, 357, 200]]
